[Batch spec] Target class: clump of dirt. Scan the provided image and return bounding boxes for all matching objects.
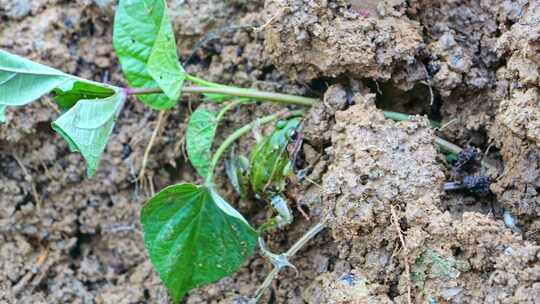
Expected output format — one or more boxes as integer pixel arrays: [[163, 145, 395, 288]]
[[318, 89, 540, 303], [488, 2, 540, 242], [303, 268, 392, 303], [263, 0, 422, 84], [409, 0, 519, 145]]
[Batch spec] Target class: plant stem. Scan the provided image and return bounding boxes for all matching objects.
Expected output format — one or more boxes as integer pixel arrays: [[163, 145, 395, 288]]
[[127, 86, 317, 107], [126, 83, 464, 156], [434, 137, 462, 155], [252, 221, 326, 302], [185, 74, 224, 88], [382, 111, 461, 155], [216, 99, 249, 121], [205, 109, 305, 185], [383, 111, 441, 130]]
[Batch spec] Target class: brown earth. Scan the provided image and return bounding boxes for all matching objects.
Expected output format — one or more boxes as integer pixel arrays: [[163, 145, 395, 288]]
[[1, 0, 539, 303]]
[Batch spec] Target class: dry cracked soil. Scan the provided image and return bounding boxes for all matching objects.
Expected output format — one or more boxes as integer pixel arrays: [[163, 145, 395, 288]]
[[0, 0, 539, 303]]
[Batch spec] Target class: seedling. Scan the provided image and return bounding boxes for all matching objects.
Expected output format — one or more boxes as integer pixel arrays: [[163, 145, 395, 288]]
[[0, 0, 474, 302]]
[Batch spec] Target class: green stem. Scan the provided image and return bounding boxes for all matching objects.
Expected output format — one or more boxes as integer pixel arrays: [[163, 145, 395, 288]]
[[185, 74, 225, 88], [383, 111, 441, 129], [382, 111, 461, 155], [216, 99, 250, 121], [205, 109, 305, 185], [128, 86, 317, 107], [434, 137, 462, 155], [128, 81, 464, 156]]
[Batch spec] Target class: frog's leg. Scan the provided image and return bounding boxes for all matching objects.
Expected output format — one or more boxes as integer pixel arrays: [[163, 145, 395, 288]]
[[271, 195, 293, 228], [262, 145, 289, 193], [251, 119, 264, 143], [256, 195, 293, 234]]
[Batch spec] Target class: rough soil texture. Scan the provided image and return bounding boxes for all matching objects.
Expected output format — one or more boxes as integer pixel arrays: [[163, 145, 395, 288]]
[[1, 0, 539, 303], [318, 93, 539, 303], [264, 0, 422, 85]]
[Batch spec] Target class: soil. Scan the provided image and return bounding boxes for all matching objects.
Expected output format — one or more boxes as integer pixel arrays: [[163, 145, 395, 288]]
[[0, 0, 539, 304]]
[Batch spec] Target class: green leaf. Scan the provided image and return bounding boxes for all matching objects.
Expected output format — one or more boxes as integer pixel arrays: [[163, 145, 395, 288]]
[[53, 80, 116, 110], [250, 118, 301, 195], [186, 108, 218, 179], [0, 49, 116, 113], [0, 49, 70, 107], [147, 8, 185, 101], [141, 183, 258, 302], [51, 89, 127, 176], [113, 0, 185, 109]]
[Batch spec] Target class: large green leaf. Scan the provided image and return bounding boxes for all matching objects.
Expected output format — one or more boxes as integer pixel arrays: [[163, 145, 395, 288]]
[[0, 49, 116, 115], [52, 89, 127, 177], [113, 0, 185, 109], [186, 108, 218, 179], [141, 183, 258, 302], [0, 49, 70, 107]]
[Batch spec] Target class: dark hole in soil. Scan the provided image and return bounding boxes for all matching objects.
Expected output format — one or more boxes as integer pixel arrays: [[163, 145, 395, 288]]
[[451, 245, 463, 257], [69, 232, 93, 259], [36, 121, 56, 136], [387, 276, 400, 299], [365, 78, 442, 121], [308, 76, 338, 95], [144, 288, 151, 300], [260, 64, 275, 78]]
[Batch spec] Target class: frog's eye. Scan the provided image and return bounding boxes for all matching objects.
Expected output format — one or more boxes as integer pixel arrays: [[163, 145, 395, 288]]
[[289, 129, 298, 141], [276, 119, 287, 129]]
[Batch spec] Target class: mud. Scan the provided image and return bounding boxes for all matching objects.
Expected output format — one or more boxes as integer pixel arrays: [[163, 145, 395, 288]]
[[1, 0, 539, 303]]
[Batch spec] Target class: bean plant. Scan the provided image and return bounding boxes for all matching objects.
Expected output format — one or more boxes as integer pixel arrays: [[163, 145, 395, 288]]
[[0, 0, 471, 302], [0, 0, 318, 301]]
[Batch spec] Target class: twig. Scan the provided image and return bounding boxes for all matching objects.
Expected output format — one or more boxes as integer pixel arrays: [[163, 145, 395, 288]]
[[13, 248, 49, 295], [390, 205, 412, 304], [438, 118, 458, 131], [253, 6, 290, 32], [139, 110, 167, 185], [12, 153, 42, 210], [252, 221, 326, 302], [420, 64, 434, 106]]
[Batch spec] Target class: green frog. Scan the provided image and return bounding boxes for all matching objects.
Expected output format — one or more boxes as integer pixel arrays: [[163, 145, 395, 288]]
[[226, 117, 302, 231]]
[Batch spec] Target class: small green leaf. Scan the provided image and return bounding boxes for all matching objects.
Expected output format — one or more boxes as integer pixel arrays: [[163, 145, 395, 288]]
[[250, 118, 301, 195], [0, 105, 6, 123], [186, 108, 218, 179], [52, 89, 126, 176], [113, 0, 184, 109], [141, 183, 257, 302], [53, 80, 116, 110]]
